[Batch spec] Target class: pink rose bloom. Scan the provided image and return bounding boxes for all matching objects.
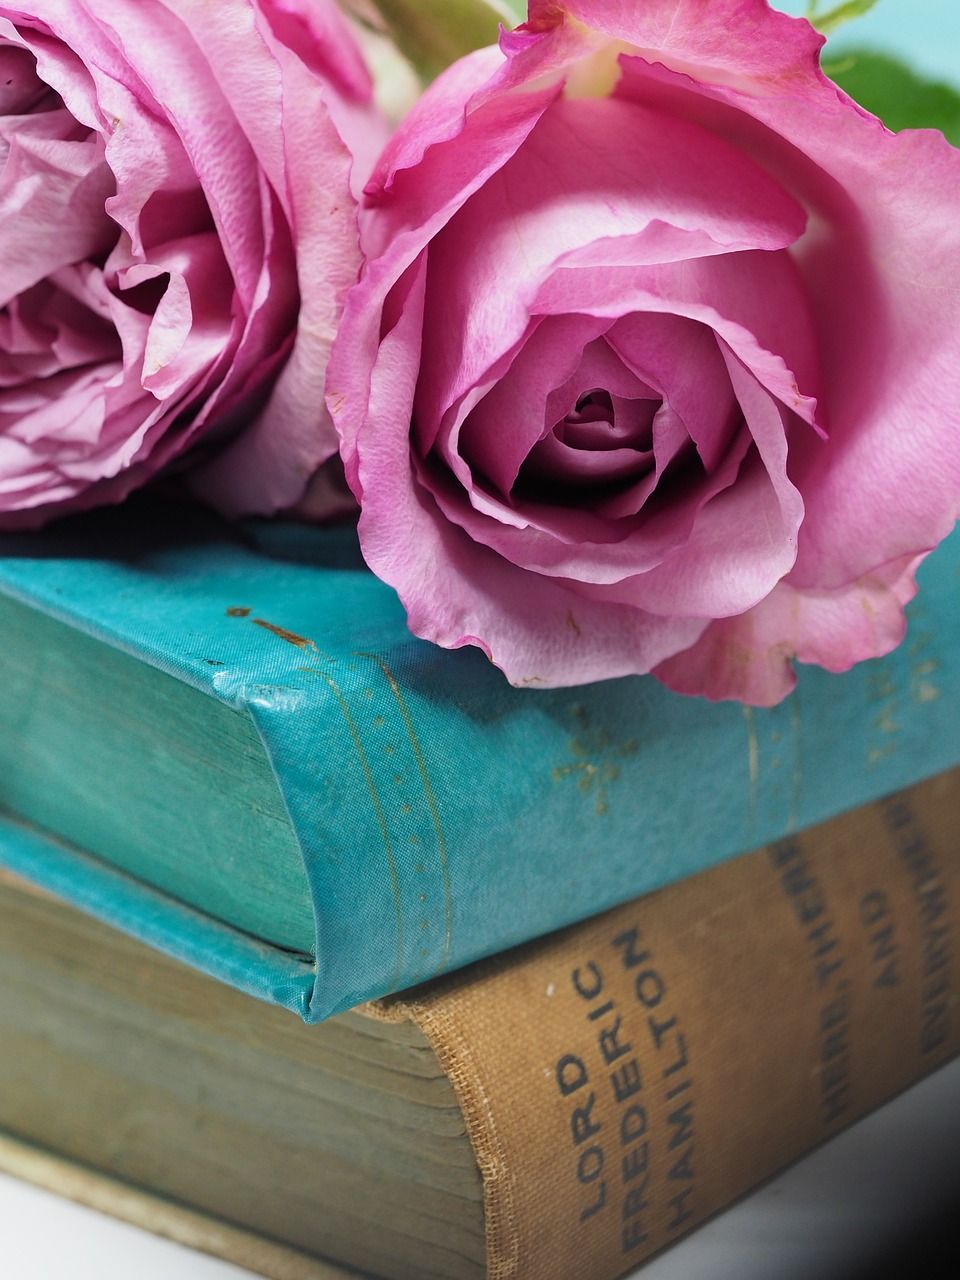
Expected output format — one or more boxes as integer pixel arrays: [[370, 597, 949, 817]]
[[329, 0, 960, 705], [0, 0, 382, 527]]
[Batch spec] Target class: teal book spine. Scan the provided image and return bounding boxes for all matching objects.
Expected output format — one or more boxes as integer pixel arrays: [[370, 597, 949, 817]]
[[0, 501, 958, 1020]]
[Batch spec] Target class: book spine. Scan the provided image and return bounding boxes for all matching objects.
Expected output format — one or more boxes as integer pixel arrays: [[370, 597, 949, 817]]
[[379, 767, 960, 1280]]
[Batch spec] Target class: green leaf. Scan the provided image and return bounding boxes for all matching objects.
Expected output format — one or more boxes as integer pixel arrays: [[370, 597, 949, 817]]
[[806, 0, 880, 37], [826, 50, 960, 145], [346, 0, 522, 83]]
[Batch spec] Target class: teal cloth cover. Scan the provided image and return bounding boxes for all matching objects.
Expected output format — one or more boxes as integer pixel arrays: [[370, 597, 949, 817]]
[[0, 500, 958, 1020]]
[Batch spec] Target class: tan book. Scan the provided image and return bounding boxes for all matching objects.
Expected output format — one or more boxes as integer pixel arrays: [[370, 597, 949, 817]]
[[1, 767, 958, 1280]]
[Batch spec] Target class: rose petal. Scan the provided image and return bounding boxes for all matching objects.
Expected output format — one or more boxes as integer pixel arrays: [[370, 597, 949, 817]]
[[420, 93, 805, 433], [522, 431, 652, 488], [528, 0, 823, 93], [425, 418, 749, 582], [653, 553, 923, 706], [0, 114, 113, 307], [327, 69, 559, 477], [581, 348, 804, 616], [116, 232, 235, 401], [605, 313, 738, 471], [450, 315, 615, 496], [606, 35, 960, 595], [533, 249, 822, 429], [0, 39, 50, 113], [593, 404, 691, 521]]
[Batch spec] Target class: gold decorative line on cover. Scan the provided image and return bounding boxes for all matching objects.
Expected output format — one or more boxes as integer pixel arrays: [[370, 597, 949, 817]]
[[742, 705, 759, 833], [788, 692, 803, 834], [315, 668, 405, 992], [357, 652, 453, 977]]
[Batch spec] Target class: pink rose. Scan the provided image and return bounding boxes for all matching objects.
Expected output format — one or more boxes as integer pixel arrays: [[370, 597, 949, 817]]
[[0, 0, 383, 526], [329, 0, 960, 704]]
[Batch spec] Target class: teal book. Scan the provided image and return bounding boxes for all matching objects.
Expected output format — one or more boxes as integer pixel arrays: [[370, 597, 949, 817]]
[[0, 497, 957, 1021]]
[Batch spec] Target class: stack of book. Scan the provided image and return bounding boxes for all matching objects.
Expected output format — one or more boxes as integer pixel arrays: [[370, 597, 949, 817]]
[[1, 497, 959, 1280]]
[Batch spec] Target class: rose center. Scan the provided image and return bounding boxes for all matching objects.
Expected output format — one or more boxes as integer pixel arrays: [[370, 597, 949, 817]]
[[558, 387, 660, 454], [569, 388, 614, 424], [511, 384, 666, 504]]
